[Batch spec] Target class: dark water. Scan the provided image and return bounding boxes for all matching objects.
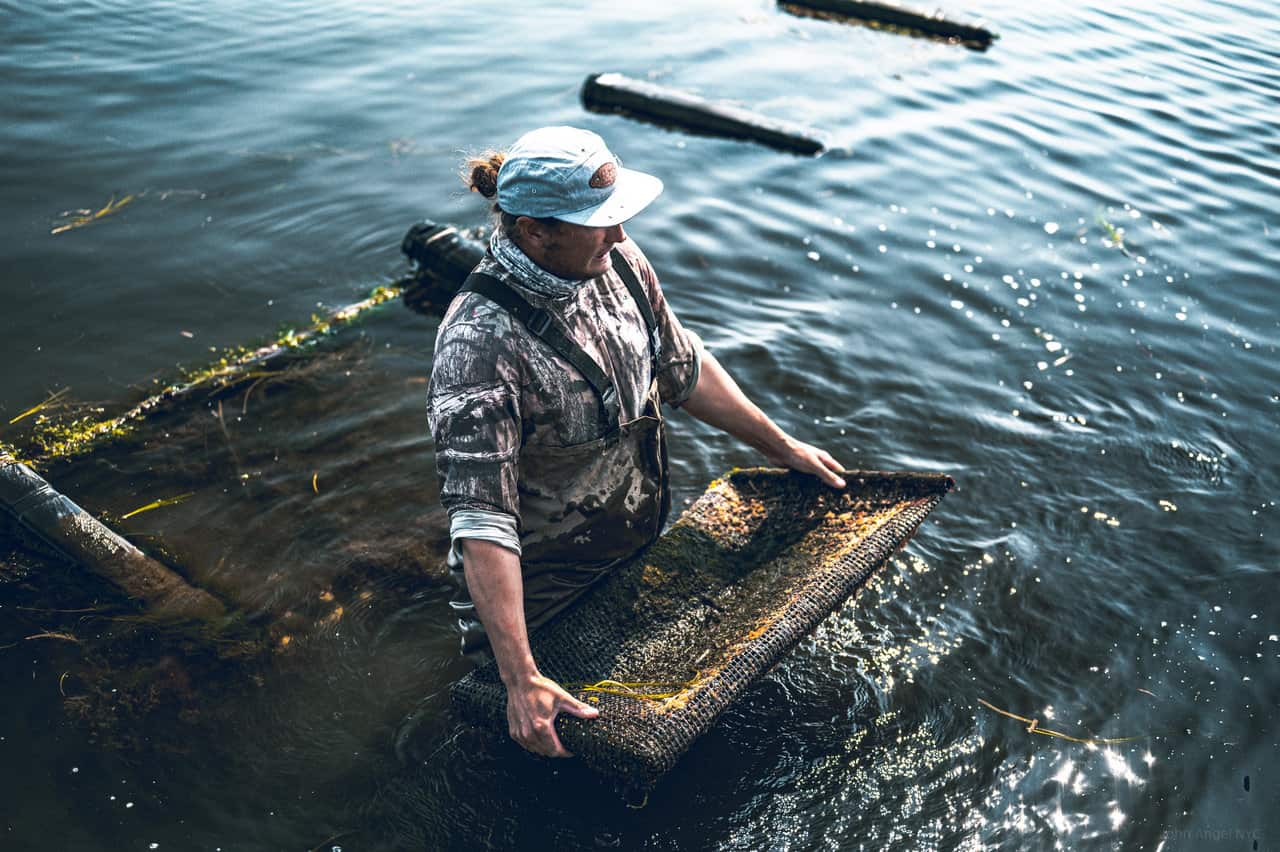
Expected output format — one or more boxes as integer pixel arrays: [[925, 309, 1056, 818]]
[[2, 0, 1277, 849]]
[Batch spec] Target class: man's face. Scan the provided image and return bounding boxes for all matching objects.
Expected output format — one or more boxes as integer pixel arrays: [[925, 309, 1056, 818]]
[[528, 220, 627, 280]]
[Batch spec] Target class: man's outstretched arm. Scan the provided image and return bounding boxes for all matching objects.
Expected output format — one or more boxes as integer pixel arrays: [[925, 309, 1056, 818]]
[[460, 538, 599, 757], [681, 350, 847, 489]]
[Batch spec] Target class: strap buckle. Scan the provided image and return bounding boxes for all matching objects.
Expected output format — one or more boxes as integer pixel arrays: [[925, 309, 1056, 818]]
[[527, 309, 553, 337]]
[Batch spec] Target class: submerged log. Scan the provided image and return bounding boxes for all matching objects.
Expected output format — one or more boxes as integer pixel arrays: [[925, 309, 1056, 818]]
[[581, 72, 826, 156], [0, 448, 226, 622], [14, 291, 403, 464], [779, 0, 996, 49], [0, 226, 485, 624], [11, 281, 457, 465]]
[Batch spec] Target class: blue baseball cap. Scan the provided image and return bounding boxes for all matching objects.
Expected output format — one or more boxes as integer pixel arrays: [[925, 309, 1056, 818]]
[[496, 126, 663, 227]]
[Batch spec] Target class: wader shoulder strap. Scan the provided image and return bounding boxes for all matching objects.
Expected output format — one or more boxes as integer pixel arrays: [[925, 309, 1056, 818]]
[[609, 248, 661, 372], [459, 271, 621, 424], [609, 249, 657, 334]]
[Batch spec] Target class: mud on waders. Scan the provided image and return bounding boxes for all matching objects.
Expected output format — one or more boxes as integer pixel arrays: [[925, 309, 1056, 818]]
[[449, 247, 669, 653]]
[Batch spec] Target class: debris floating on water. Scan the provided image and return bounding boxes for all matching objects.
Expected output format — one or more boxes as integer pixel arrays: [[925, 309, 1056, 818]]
[[9, 282, 407, 463], [8, 387, 71, 425], [778, 0, 996, 49], [24, 631, 80, 643], [1096, 210, 1132, 256], [581, 72, 826, 155], [121, 492, 195, 520], [977, 698, 1144, 745], [51, 194, 135, 235]]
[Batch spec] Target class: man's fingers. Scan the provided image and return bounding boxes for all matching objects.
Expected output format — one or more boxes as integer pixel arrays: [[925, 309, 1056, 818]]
[[512, 721, 571, 758], [506, 677, 601, 758], [819, 466, 846, 489], [778, 439, 848, 489], [543, 691, 596, 756], [525, 719, 570, 758], [560, 695, 600, 719], [546, 678, 599, 719], [821, 455, 847, 488], [803, 447, 845, 488], [546, 726, 572, 758]]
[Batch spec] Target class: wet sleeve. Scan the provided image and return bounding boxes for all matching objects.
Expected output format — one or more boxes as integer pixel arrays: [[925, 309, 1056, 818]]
[[627, 244, 703, 408], [427, 297, 524, 524]]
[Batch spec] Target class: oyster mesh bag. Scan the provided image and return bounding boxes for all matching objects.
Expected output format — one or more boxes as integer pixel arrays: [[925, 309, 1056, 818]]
[[451, 468, 953, 795]]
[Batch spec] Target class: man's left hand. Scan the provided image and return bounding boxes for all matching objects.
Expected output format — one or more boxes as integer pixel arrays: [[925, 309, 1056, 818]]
[[766, 436, 847, 489]]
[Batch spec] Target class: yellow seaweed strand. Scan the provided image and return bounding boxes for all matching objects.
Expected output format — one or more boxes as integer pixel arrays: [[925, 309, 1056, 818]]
[[24, 631, 79, 643], [8, 387, 71, 425], [572, 675, 702, 702], [978, 698, 1144, 745], [51, 194, 135, 235], [120, 491, 195, 520]]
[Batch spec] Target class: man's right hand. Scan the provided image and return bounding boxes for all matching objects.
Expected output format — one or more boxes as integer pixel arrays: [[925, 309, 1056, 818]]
[[459, 538, 599, 757], [506, 673, 600, 757]]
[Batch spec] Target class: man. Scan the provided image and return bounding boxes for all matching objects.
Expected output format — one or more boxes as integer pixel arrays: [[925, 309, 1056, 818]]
[[428, 126, 845, 759]]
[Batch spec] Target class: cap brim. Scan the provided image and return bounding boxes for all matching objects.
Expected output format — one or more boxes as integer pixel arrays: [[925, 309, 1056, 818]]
[[556, 167, 664, 227]]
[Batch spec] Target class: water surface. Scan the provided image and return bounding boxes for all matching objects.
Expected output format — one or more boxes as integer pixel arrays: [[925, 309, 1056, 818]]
[[1, 0, 1277, 849]]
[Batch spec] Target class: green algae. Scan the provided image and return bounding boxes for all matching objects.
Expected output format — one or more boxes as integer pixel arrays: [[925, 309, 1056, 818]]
[[8, 280, 410, 465], [1096, 210, 1132, 256]]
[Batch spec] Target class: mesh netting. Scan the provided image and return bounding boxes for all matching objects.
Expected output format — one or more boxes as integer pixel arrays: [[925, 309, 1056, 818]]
[[452, 467, 952, 794]]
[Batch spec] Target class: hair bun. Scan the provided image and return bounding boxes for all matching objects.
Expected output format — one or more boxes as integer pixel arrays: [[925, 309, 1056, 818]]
[[466, 151, 505, 199]]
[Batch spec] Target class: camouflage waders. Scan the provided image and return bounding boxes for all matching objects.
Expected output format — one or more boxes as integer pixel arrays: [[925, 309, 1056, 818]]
[[428, 242, 699, 654]]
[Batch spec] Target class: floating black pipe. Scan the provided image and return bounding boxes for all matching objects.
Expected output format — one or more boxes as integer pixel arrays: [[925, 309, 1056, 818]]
[[779, 0, 996, 49], [581, 72, 826, 156], [0, 448, 226, 622], [400, 221, 487, 313]]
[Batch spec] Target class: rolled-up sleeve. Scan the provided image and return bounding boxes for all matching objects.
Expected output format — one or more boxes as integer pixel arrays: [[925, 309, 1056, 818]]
[[427, 296, 524, 523], [626, 245, 703, 408], [446, 508, 521, 571]]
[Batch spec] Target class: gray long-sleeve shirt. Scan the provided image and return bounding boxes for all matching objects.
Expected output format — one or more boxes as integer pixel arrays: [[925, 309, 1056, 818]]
[[428, 236, 701, 559]]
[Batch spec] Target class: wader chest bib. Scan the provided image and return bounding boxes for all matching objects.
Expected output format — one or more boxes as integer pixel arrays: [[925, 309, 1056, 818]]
[[455, 249, 670, 647]]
